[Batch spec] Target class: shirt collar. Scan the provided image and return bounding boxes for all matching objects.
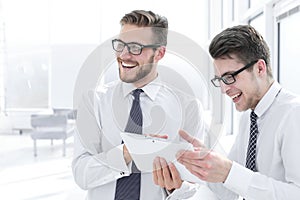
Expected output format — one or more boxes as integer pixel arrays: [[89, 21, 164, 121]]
[[122, 76, 162, 101], [254, 81, 282, 118]]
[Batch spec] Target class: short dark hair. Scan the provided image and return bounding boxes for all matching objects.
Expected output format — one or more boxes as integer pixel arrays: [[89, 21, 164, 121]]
[[120, 10, 168, 45], [209, 25, 272, 78]]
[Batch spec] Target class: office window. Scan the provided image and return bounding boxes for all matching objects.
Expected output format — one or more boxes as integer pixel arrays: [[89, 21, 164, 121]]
[[2, 0, 101, 110], [0, 7, 5, 112], [222, 0, 235, 25], [3, 0, 50, 110], [278, 6, 300, 95], [249, 12, 265, 38], [249, 0, 268, 8], [4, 47, 50, 109]]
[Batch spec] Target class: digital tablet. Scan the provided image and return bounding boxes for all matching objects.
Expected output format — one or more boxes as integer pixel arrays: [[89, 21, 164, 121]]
[[120, 132, 203, 183]]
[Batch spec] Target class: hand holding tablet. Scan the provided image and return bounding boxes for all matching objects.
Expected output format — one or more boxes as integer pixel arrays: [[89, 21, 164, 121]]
[[120, 132, 203, 183]]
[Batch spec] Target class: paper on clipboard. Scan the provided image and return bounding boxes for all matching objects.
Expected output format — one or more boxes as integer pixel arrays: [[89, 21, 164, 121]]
[[120, 132, 204, 183]]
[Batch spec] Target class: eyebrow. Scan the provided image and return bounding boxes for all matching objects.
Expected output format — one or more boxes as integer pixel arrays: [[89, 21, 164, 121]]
[[117, 38, 140, 44], [221, 71, 236, 77], [219, 70, 235, 77]]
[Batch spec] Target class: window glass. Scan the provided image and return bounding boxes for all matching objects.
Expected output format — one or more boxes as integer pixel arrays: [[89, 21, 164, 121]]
[[3, 0, 50, 109], [2, 0, 101, 110], [278, 10, 300, 94], [249, 0, 268, 8], [249, 13, 265, 38], [4, 47, 50, 109]]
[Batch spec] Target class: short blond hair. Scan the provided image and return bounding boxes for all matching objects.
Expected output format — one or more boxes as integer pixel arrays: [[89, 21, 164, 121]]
[[120, 10, 168, 45]]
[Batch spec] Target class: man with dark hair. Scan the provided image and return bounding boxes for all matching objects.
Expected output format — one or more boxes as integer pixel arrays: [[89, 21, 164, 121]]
[[176, 25, 300, 199], [72, 10, 205, 200]]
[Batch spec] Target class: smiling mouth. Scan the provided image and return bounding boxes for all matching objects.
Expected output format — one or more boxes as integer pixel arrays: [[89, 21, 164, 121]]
[[122, 61, 137, 68], [118, 58, 138, 69], [230, 92, 242, 101]]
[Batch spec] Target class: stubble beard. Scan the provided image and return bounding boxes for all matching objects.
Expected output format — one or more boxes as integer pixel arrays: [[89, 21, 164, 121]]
[[119, 55, 155, 83]]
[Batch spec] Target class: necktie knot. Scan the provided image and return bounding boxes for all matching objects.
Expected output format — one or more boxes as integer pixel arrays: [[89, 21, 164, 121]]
[[250, 110, 258, 122], [132, 89, 143, 101]]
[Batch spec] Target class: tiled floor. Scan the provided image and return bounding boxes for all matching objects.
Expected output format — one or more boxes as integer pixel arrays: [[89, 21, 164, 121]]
[[0, 131, 86, 200]]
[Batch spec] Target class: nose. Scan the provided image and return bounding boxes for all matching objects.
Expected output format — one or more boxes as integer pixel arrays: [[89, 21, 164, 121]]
[[119, 46, 131, 58], [220, 81, 230, 94]]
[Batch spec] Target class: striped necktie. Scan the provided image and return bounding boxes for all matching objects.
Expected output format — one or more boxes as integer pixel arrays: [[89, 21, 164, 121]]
[[115, 89, 143, 200], [243, 110, 258, 200], [245, 110, 259, 171]]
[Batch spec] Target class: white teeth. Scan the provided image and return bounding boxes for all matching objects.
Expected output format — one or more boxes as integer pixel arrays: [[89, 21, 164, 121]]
[[231, 93, 240, 99], [122, 62, 135, 67]]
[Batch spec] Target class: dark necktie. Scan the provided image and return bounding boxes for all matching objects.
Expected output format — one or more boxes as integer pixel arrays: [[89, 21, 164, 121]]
[[245, 110, 259, 171], [243, 111, 259, 200], [115, 89, 143, 200]]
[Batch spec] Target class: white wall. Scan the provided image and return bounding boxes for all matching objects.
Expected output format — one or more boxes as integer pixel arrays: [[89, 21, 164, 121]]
[[0, 0, 211, 130]]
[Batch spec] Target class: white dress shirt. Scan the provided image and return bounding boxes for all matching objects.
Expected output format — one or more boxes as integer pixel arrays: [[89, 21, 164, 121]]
[[72, 77, 206, 200], [208, 81, 300, 200]]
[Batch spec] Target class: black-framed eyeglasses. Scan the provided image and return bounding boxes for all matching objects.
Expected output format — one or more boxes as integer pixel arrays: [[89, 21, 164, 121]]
[[211, 60, 258, 87], [112, 39, 162, 55]]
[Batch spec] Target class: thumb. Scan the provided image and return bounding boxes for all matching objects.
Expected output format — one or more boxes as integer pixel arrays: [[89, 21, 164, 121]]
[[179, 129, 204, 148]]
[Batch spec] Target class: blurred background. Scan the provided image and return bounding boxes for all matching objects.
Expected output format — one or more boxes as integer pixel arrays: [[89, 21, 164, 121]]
[[0, 0, 299, 199]]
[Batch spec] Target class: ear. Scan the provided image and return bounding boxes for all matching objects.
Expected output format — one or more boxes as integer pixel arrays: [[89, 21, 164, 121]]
[[256, 59, 267, 77], [154, 46, 166, 62]]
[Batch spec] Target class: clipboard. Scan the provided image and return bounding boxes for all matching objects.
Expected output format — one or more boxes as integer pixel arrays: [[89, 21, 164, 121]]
[[120, 132, 203, 183]]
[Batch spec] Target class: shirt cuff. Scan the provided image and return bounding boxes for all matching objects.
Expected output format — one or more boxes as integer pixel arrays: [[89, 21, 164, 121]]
[[223, 161, 254, 197], [95, 144, 130, 179], [165, 181, 197, 200]]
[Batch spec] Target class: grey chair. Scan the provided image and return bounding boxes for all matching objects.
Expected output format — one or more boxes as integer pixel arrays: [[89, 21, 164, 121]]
[[53, 108, 77, 120], [30, 114, 74, 157]]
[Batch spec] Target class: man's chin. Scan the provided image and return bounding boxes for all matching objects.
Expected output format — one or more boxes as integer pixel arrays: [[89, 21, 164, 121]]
[[120, 76, 136, 83], [234, 104, 245, 112]]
